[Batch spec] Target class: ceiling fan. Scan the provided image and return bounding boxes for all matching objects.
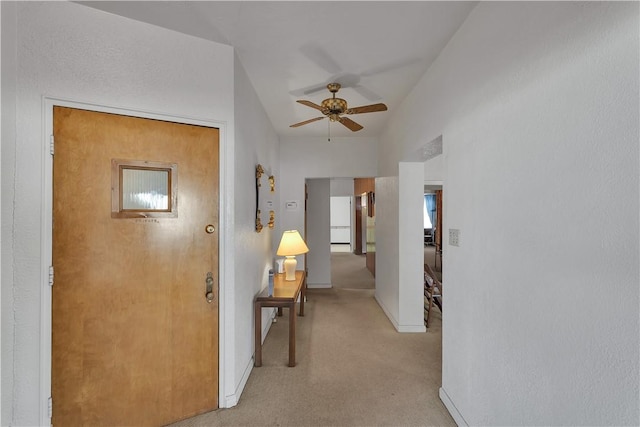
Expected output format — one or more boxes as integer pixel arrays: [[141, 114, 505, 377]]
[[290, 83, 388, 132]]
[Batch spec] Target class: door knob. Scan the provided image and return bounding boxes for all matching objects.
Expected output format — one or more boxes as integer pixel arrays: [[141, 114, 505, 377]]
[[205, 272, 214, 303]]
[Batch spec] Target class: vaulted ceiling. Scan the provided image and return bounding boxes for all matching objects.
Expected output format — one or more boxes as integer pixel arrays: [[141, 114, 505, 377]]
[[80, 1, 477, 138]]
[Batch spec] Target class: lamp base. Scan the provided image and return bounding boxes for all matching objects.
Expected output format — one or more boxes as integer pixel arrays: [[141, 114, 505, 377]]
[[283, 256, 297, 281]]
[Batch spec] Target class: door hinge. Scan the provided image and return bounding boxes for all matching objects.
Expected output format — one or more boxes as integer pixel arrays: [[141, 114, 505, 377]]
[[48, 396, 53, 418], [49, 266, 54, 286], [49, 135, 54, 155]]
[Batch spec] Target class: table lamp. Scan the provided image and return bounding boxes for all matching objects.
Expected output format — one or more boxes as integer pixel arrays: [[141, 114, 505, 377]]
[[276, 230, 309, 281]]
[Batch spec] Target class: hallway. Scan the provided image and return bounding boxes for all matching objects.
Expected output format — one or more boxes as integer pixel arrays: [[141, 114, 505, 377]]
[[171, 253, 449, 426]]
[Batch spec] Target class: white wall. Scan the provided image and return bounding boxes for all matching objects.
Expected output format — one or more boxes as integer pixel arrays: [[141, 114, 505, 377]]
[[397, 163, 425, 331], [374, 164, 425, 333], [373, 177, 399, 323], [423, 154, 443, 183], [330, 178, 355, 197], [306, 179, 331, 286], [380, 2, 639, 425], [0, 2, 261, 424], [278, 136, 377, 276], [231, 54, 280, 406], [1, 3, 18, 425]]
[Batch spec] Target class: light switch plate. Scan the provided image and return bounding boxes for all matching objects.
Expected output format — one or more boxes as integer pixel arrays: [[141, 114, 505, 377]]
[[285, 200, 299, 211], [449, 229, 460, 247]]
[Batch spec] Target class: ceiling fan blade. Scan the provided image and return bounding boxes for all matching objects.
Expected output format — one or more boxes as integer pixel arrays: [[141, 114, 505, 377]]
[[292, 72, 360, 98], [289, 82, 328, 97], [338, 116, 363, 132], [346, 103, 388, 115], [302, 84, 330, 96], [297, 100, 326, 112], [352, 85, 382, 102], [290, 116, 325, 128]]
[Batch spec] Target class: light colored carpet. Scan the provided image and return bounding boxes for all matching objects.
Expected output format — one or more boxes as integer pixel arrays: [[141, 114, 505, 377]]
[[331, 253, 375, 290], [170, 254, 449, 427]]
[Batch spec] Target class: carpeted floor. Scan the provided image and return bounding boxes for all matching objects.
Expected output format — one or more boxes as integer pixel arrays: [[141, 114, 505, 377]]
[[331, 253, 375, 289], [170, 252, 449, 427]]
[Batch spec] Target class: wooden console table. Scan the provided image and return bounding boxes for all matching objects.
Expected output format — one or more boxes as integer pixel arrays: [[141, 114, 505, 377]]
[[254, 270, 306, 367]]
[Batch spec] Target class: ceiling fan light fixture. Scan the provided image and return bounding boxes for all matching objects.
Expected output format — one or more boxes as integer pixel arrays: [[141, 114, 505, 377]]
[[326, 83, 341, 93], [289, 82, 387, 133], [321, 98, 347, 114]]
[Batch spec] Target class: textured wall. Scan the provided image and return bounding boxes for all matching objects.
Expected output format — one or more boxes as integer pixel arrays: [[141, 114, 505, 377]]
[[306, 179, 331, 286], [231, 54, 280, 406], [397, 163, 425, 331], [330, 178, 354, 197], [3, 2, 235, 424], [1, 3, 18, 425], [380, 2, 639, 425], [423, 155, 443, 183], [373, 177, 400, 325], [374, 164, 426, 333]]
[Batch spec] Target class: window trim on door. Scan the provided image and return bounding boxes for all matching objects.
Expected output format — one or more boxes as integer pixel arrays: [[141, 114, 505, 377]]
[[111, 159, 178, 218]]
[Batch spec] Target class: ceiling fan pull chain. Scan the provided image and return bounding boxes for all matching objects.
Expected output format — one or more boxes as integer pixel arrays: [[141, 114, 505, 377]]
[[328, 119, 331, 142]]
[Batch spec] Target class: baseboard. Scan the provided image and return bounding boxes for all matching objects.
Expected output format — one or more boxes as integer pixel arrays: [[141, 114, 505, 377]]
[[223, 356, 254, 407], [397, 324, 426, 333], [374, 293, 426, 333], [262, 308, 277, 343], [307, 283, 332, 289], [439, 387, 468, 426], [223, 309, 276, 408], [374, 293, 400, 330]]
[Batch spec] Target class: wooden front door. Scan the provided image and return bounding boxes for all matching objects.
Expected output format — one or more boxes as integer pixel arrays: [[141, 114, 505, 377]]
[[52, 107, 219, 426]]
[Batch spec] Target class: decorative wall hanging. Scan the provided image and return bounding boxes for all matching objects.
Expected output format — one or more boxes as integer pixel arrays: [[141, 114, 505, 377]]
[[256, 164, 275, 232]]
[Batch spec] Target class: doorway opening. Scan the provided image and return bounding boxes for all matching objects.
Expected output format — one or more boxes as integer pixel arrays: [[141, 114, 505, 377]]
[[330, 195, 352, 253], [423, 148, 443, 330], [304, 178, 375, 290], [424, 187, 443, 278]]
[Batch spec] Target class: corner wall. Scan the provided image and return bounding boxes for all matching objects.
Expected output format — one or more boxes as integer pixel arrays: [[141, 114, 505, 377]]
[[306, 179, 331, 286], [380, 2, 639, 425], [375, 163, 425, 333], [374, 177, 399, 324], [397, 163, 425, 331], [230, 54, 280, 406]]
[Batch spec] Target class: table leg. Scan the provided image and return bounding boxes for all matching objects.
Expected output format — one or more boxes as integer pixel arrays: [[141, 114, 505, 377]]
[[254, 302, 262, 367], [299, 278, 306, 317], [288, 302, 296, 367]]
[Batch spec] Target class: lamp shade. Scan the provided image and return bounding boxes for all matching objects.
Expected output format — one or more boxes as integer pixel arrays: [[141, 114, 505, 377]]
[[276, 230, 309, 256]]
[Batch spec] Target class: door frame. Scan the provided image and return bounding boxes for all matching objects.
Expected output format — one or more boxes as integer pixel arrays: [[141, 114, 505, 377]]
[[40, 97, 229, 426]]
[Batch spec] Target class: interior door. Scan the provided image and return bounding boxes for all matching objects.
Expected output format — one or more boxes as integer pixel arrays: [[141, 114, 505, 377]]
[[52, 106, 219, 426]]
